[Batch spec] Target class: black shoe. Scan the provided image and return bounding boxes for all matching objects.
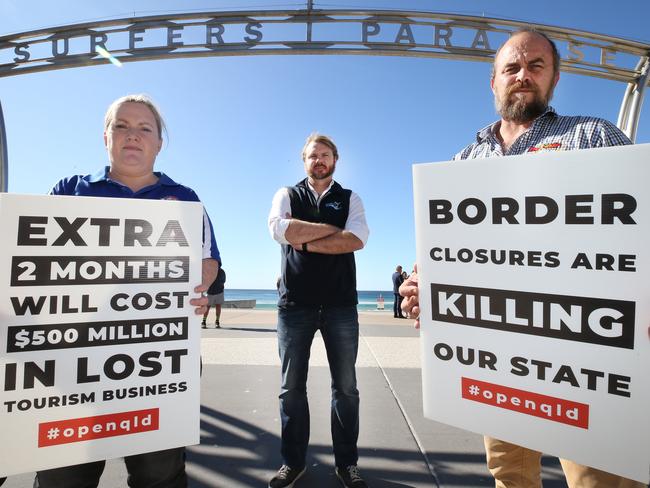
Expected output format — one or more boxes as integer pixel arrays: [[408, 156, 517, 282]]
[[201, 321, 206, 329], [335, 465, 367, 487], [215, 319, 220, 328], [268, 465, 306, 488]]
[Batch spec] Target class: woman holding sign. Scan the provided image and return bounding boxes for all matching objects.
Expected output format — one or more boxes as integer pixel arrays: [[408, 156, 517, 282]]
[[34, 94, 221, 488]]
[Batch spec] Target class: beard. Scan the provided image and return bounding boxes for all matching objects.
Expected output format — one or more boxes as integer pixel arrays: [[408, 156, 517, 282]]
[[495, 80, 554, 123], [308, 163, 335, 180]]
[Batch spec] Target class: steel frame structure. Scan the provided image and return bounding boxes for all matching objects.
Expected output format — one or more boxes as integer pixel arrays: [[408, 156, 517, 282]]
[[1, 6, 648, 191]]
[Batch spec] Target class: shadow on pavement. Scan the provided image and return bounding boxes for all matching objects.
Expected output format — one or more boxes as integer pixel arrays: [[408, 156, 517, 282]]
[[189, 405, 442, 487], [222, 327, 278, 333], [189, 405, 567, 487]]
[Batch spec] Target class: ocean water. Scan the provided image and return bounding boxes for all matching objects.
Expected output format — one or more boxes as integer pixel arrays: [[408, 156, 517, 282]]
[[224, 289, 395, 311]]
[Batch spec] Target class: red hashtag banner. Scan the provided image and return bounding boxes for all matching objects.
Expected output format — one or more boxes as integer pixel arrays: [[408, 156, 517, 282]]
[[461, 377, 589, 429], [38, 408, 159, 447]]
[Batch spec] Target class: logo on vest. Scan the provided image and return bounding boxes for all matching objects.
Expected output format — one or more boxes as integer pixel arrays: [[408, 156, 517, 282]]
[[325, 202, 342, 210]]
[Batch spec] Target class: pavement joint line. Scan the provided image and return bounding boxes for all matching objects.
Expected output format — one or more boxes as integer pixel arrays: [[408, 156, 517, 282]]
[[359, 330, 441, 488]]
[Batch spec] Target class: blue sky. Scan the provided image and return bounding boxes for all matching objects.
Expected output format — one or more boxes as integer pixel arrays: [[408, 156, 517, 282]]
[[1, 0, 649, 290]]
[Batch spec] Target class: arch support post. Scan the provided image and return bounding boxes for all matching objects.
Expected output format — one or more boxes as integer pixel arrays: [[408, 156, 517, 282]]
[[617, 56, 650, 143], [0, 100, 7, 192]]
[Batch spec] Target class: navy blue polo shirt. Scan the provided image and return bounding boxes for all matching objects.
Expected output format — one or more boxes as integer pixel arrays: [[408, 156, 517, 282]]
[[50, 166, 221, 262]]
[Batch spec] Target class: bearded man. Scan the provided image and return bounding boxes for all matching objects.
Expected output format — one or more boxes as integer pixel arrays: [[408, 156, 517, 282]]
[[267, 133, 369, 488], [400, 28, 643, 488]]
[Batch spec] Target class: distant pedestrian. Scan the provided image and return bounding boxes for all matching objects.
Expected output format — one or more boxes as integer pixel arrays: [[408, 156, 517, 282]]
[[268, 133, 370, 488], [392, 265, 405, 318], [202, 267, 226, 328]]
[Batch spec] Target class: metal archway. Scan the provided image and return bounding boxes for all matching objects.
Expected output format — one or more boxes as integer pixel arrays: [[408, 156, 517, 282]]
[[1, 5, 649, 191]]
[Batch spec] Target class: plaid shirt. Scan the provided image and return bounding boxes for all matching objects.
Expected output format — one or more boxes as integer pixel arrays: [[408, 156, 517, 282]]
[[454, 107, 631, 160]]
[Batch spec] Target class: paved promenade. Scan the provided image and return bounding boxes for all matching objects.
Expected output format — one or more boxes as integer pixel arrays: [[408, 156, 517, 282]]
[[4, 310, 566, 487]]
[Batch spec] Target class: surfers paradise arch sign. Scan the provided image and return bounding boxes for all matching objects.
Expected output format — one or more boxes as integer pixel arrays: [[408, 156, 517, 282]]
[[0, 5, 649, 189]]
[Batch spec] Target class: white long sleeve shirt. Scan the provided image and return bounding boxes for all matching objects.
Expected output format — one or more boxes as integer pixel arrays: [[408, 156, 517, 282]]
[[268, 179, 369, 246]]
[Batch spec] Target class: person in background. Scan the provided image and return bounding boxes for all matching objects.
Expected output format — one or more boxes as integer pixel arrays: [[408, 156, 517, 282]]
[[34, 94, 220, 488], [202, 267, 226, 328], [391, 265, 405, 318], [267, 133, 369, 488], [400, 28, 644, 488]]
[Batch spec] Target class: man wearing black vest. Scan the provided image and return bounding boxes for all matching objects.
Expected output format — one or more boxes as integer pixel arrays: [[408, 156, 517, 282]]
[[267, 133, 370, 488]]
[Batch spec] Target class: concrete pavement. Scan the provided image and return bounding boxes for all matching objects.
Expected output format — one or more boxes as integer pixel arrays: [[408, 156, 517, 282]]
[[3, 309, 566, 487]]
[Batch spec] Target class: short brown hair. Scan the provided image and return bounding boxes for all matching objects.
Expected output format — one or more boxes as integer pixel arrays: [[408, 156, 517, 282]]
[[302, 133, 339, 161]]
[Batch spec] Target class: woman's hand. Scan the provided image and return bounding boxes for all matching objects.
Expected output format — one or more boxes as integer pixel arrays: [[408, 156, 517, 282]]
[[190, 259, 219, 315]]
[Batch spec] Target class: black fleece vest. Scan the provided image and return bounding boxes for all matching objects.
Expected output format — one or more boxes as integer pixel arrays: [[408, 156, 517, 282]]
[[279, 178, 358, 306]]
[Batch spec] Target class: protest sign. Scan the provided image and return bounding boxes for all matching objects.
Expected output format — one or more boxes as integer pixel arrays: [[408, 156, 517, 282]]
[[413, 144, 650, 482], [0, 194, 203, 476]]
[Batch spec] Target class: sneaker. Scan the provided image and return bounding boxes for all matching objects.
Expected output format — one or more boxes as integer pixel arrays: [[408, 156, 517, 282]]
[[335, 465, 367, 488], [201, 321, 206, 329], [215, 319, 220, 328], [268, 465, 306, 488]]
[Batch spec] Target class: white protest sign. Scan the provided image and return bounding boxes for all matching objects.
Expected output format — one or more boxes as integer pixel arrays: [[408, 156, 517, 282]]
[[0, 194, 204, 477], [413, 144, 650, 483]]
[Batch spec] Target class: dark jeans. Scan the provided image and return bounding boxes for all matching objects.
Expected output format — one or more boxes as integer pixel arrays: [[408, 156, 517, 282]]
[[34, 447, 187, 488], [393, 293, 404, 317], [277, 304, 360, 469]]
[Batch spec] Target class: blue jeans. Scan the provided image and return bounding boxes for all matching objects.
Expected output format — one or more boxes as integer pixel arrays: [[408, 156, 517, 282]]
[[34, 447, 186, 488], [277, 304, 360, 469]]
